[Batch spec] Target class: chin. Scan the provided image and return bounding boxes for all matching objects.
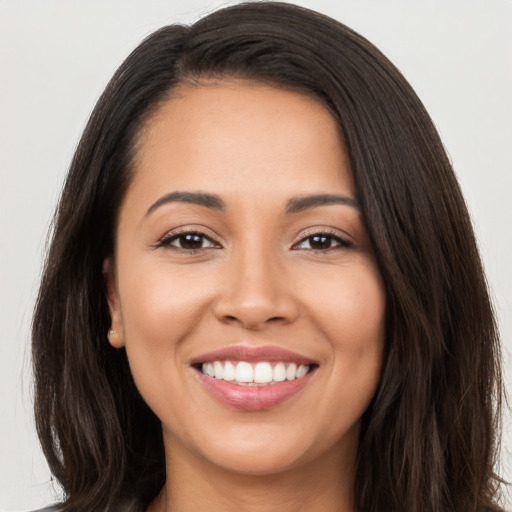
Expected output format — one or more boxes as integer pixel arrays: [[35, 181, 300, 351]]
[[207, 441, 310, 477], [186, 420, 356, 477]]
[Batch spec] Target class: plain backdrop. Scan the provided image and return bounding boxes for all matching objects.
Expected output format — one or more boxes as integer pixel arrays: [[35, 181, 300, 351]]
[[1, 0, 511, 510]]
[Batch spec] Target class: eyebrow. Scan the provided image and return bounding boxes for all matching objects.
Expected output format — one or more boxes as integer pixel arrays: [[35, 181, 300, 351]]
[[145, 191, 226, 216], [145, 191, 360, 217], [285, 194, 360, 214]]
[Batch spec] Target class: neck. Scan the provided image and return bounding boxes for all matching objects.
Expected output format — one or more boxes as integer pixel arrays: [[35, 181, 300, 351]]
[[148, 430, 358, 512]]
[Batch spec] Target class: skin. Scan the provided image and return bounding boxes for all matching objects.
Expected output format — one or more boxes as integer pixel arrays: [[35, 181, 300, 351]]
[[105, 80, 386, 512]]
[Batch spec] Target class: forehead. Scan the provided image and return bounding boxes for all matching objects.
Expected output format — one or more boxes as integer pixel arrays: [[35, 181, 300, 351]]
[[127, 80, 355, 209]]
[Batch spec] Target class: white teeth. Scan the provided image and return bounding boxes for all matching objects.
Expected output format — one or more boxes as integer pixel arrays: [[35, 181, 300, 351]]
[[254, 362, 273, 383], [200, 360, 312, 385], [213, 361, 224, 379], [235, 361, 253, 383], [296, 364, 308, 378], [204, 363, 215, 377], [286, 363, 297, 381], [223, 361, 235, 381], [273, 362, 286, 382]]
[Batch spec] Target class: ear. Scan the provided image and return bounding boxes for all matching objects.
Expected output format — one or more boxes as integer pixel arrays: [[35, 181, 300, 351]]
[[103, 257, 125, 348]]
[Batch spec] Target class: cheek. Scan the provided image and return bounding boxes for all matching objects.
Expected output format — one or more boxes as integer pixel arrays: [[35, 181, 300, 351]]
[[303, 258, 386, 349], [330, 267, 386, 380], [303, 260, 386, 414], [118, 257, 213, 338], [116, 258, 214, 392]]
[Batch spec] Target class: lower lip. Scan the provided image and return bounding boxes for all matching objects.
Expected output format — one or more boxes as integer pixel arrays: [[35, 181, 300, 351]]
[[196, 370, 315, 411]]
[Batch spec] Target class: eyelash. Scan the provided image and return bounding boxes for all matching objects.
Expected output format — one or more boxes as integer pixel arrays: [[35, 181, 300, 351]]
[[293, 230, 353, 251], [156, 229, 352, 253], [156, 231, 220, 252]]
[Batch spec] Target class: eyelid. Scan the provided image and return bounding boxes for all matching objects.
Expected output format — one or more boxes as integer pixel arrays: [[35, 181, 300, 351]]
[[292, 227, 353, 250], [153, 225, 353, 252], [155, 225, 223, 250]]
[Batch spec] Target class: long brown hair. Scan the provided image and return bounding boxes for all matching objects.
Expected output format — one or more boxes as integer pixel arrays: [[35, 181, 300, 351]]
[[32, 3, 504, 511]]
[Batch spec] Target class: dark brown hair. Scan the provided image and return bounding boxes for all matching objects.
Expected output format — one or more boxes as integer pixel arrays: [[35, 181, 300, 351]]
[[32, 2, 504, 511]]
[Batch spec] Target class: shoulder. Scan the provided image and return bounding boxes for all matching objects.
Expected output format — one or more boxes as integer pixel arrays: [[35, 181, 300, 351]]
[[30, 506, 62, 512]]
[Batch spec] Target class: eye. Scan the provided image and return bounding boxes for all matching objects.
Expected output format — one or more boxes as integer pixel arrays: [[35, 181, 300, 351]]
[[293, 232, 352, 251], [158, 231, 219, 251]]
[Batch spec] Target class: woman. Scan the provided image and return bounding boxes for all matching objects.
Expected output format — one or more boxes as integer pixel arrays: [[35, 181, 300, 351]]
[[31, 2, 504, 511]]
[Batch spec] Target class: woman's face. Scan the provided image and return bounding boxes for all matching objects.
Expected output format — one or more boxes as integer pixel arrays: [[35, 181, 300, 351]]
[[106, 80, 386, 477]]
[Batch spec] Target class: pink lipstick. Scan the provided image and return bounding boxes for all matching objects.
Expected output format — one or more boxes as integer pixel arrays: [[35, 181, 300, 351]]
[[191, 345, 318, 411]]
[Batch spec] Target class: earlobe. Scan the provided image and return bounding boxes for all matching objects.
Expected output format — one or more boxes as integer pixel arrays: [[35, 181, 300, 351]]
[[107, 327, 124, 349], [103, 257, 125, 348]]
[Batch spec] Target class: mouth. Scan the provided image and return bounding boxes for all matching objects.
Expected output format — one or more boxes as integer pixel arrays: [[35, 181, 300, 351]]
[[190, 345, 319, 410], [192, 360, 317, 386]]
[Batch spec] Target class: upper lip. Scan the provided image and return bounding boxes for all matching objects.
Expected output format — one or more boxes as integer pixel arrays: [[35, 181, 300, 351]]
[[189, 345, 318, 366]]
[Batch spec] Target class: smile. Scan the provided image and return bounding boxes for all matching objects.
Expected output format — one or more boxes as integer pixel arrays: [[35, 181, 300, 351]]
[[191, 345, 318, 410], [201, 360, 311, 385]]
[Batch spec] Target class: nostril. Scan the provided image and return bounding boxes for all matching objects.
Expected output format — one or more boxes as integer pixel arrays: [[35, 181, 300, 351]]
[[214, 293, 299, 329], [224, 314, 285, 322]]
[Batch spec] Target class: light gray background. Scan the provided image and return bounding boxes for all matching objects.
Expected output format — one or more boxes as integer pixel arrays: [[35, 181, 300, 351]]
[[1, 0, 511, 510]]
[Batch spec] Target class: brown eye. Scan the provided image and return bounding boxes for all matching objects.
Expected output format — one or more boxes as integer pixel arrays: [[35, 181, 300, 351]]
[[294, 233, 352, 251], [159, 232, 218, 250], [175, 234, 205, 249], [308, 235, 333, 250]]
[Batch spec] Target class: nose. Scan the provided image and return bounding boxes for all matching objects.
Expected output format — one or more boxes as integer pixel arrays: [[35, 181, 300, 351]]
[[213, 245, 299, 330]]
